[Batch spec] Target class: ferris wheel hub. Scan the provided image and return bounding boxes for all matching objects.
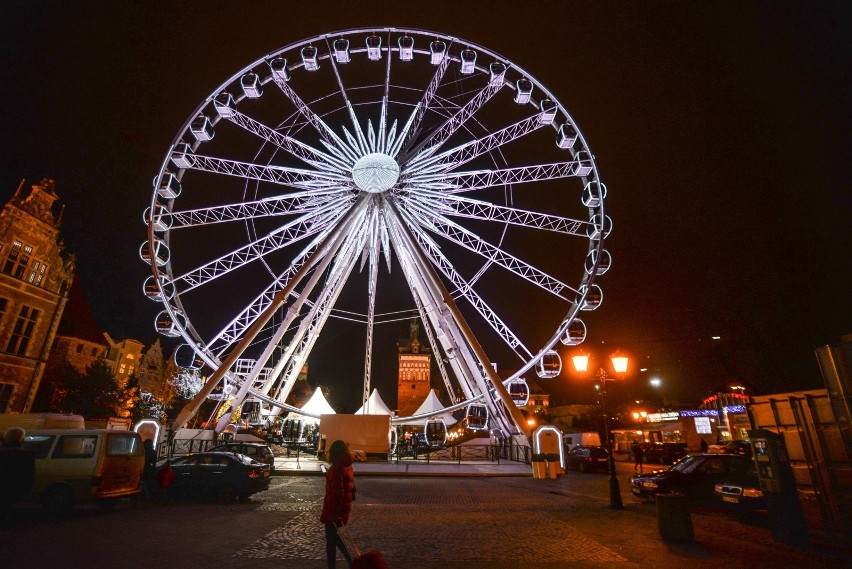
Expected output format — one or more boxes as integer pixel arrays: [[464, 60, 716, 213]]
[[352, 153, 400, 193]]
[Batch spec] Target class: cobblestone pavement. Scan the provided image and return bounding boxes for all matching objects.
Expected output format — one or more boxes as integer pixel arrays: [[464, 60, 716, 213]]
[[2, 473, 850, 569]]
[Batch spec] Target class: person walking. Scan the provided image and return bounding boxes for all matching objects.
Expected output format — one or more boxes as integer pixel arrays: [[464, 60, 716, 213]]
[[0, 427, 35, 520], [631, 440, 644, 473], [319, 439, 355, 569]]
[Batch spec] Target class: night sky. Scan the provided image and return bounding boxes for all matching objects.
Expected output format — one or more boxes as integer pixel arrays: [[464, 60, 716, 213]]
[[2, 2, 849, 407]]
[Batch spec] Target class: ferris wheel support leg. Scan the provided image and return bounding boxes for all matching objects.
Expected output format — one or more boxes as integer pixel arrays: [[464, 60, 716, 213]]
[[171, 195, 369, 433], [385, 199, 532, 440]]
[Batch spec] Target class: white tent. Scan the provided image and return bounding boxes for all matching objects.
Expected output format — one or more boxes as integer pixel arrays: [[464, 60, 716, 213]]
[[401, 390, 458, 426], [355, 389, 394, 416], [292, 387, 336, 425]]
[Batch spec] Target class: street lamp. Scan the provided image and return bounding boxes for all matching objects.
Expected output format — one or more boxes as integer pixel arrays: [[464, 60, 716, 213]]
[[572, 350, 629, 509]]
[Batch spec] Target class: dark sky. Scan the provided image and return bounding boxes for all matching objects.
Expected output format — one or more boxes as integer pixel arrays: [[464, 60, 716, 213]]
[[2, 2, 849, 406]]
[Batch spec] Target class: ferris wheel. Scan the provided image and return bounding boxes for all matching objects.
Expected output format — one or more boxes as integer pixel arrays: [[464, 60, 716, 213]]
[[141, 28, 611, 438]]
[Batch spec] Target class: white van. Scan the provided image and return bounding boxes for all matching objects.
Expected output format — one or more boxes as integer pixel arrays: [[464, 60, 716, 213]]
[[0, 413, 85, 436], [22, 429, 145, 511]]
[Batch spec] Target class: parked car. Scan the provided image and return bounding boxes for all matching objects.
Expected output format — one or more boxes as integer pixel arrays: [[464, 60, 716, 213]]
[[708, 440, 753, 458], [168, 451, 271, 501], [564, 445, 609, 473], [714, 471, 766, 513], [642, 442, 688, 465], [209, 441, 275, 473], [630, 453, 754, 502]]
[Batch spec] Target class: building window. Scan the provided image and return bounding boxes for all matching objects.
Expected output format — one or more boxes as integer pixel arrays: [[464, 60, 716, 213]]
[[0, 297, 7, 320], [28, 261, 47, 286], [2, 240, 31, 279], [90, 347, 98, 357], [0, 383, 13, 412], [76, 343, 84, 353], [119, 363, 126, 374], [6, 305, 40, 355]]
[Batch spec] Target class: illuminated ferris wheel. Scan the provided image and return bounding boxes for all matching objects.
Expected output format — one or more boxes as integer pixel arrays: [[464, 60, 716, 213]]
[[141, 28, 611, 438]]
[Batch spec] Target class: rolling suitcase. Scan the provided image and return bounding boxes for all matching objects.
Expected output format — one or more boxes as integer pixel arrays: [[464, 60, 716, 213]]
[[337, 524, 388, 569]]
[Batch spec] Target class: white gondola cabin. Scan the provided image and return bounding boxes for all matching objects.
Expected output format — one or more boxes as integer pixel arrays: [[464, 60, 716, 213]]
[[155, 309, 186, 337], [574, 151, 593, 177], [460, 49, 477, 74], [156, 172, 182, 199], [425, 419, 447, 445], [143, 203, 171, 233], [143, 275, 174, 302], [333, 39, 350, 63], [170, 143, 192, 169], [508, 378, 530, 407], [269, 57, 291, 81], [489, 62, 507, 86], [539, 99, 558, 124], [213, 92, 236, 118], [586, 213, 613, 239], [398, 36, 414, 61], [429, 40, 446, 65], [301, 46, 319, 71], [465, 404, 489, 430], [366, 34, 382, 60], [557, 123, 578, 149], [173, 343, 204, 370], [139, 239, 169, 267], [515, 78, 533, 104], [241, 72, 262, 98], [579, 284, 603, 311], [584, 249, 611, 275], [537, 350, 562, 379], [190, 115, 214, 142], [582, 181, 606, 208], [560, 318, 587, 346]]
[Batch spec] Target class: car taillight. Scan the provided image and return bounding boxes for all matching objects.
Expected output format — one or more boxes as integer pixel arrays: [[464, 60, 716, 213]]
[[248, 469, 260, 479], [742, 488, 763, 498]]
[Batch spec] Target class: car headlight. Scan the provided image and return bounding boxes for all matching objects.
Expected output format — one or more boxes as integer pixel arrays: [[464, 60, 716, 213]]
[[643, 481, 658, 489], [742, 488, 763, 498]]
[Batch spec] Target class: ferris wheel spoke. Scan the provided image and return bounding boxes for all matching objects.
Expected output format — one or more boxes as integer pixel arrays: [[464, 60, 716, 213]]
[[396, 46, 452, 156], [406, 159, 587, 194], [270, 73, 355, 160], [172, 200, 351, 292], [401, 190, 591, 236], [174, 152, 350, 191], [405, 202, 578, 299], [207, 232, 328, 355], [404, 113, 548, 175], [398, 209, 533, 361], [223, 109, 349, 174], [165, 190, 344, 229], [403, 81, 503, 163]]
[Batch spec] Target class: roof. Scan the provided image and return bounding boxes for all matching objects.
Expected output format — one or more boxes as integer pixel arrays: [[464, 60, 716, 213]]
[[55, 277, 108, 346], [355, 389, 393, 415]]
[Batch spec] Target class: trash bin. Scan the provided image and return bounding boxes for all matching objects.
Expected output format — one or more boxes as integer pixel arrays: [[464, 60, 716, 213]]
[[547, 460, 560, 479], [656, 493, 693, 542], [531, 460, 547, 479]]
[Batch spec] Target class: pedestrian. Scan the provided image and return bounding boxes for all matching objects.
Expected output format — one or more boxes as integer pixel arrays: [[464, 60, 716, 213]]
[[631, 440, 644, 473], [142, 439, 158, 498], [699, 438, 708, 453], [319, 439, 354, 569], [0, 427, 35, 519]]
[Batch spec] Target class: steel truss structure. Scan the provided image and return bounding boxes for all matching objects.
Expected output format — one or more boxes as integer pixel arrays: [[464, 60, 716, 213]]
[[142, 28, 612, 440]]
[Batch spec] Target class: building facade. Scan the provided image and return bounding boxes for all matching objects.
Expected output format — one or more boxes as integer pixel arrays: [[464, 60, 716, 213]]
[[103, 334, 145, 388], [0, 178, 74, 413], [396, 320, 432, 417]]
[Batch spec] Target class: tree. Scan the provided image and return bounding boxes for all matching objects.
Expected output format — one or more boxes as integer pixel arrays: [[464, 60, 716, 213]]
[[50, 358, 137, 419]]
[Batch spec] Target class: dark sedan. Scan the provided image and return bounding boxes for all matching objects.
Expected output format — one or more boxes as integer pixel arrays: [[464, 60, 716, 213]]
[[630, 453, 753, 502], [564, 445, 609, 473], [209, 441, 276, 473], [168, 451, 271, 501]]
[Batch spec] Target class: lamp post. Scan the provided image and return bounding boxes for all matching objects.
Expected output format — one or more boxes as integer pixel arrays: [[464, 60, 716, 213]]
[[572, 350, 629, 510]]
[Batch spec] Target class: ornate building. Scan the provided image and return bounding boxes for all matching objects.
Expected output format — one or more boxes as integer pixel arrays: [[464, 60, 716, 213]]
[[396, 320, 432, 417], [0, 178, 74, 413], [103, 334, 145, 388]]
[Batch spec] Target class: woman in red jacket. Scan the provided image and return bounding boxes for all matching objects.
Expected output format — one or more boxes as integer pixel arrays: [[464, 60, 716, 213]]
[[320, 439, 355, 568]]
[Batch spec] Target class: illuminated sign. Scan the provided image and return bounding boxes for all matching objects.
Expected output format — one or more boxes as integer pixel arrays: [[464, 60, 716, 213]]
[[646, 412, 680, 423], [723, 405, 746, 414], [679, 410, 718, 418], [694, 417, 712, 434]]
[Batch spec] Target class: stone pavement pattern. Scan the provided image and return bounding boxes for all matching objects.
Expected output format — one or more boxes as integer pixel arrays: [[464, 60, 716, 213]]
[[2, 474, 850, 568]]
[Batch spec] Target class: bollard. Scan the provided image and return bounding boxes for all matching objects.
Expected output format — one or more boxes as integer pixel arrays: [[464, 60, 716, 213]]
[[656, 493, 693, 542]]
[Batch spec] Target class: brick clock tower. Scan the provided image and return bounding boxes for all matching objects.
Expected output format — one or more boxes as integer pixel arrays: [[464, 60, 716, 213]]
[[396, 320, 432, 417]]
